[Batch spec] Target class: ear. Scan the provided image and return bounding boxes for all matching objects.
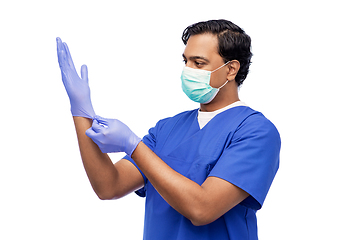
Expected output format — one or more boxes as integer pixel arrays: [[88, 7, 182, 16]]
[[226, 60, 240, 81]]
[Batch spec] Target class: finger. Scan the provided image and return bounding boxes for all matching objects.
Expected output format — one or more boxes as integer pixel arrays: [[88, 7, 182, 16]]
[[56, 37, 63, 56], [91, 119, 107, 133], [81, 65, 88, 82], [94, 115, 109, 126], [63, 42, 76, 70], [56, 38, 65, 67]]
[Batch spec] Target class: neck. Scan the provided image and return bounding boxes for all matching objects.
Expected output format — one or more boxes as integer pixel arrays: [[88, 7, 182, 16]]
[[200, 98, 240, 112], [200, 92, 240, 112], [200, 80, 240, 112]]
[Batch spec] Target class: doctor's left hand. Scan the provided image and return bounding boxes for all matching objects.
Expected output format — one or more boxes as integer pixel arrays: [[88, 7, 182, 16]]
[[56, 37, 95, 119], [86, 116, 142, 157]]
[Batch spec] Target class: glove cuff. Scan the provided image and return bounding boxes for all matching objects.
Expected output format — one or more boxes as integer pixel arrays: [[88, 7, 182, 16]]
[[70, 104, 95, 119], [127, 135, 142, 157]]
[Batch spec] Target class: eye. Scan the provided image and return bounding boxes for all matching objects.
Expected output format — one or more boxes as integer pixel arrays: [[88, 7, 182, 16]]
[[183, 59, 187, 64], [195, 61, 205, 67]]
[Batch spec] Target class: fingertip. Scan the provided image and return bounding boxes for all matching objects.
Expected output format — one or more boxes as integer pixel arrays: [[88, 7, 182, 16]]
[[81, 64, 88, 73], [81, 64, 88, 80], [94, 115, 106, 122], [92, 118, 99, 125], [94, 115, 109, 128], [56, 37, 63, 53], [63, 42, 69, 52]]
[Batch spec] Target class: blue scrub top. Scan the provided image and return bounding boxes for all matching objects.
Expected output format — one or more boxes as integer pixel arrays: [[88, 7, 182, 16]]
[[125, 106, 281, 240]]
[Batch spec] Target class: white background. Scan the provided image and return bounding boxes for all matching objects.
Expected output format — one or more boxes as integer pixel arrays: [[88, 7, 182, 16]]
[[1, 0, 359, 239]]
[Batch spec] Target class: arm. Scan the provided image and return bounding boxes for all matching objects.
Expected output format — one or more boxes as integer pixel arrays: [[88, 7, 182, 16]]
[[86, 117, 249, 225], [131, 142, 249, 226], [73, 117, 144, 200], [56, 38, 143, 200]]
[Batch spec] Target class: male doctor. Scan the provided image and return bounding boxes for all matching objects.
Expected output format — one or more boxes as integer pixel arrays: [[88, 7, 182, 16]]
[[57, 19, 281, 240]]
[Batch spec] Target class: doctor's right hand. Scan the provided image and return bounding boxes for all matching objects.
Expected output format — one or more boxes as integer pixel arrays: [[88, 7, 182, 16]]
[[56, 37, 95, 119]]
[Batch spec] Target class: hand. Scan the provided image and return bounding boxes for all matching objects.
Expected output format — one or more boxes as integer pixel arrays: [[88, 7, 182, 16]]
[[85, 116, 142, 156], [56, 37, 95, 118]]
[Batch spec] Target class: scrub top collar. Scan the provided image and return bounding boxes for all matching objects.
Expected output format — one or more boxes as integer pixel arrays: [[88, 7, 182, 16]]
[[197, 101, 248, 129]]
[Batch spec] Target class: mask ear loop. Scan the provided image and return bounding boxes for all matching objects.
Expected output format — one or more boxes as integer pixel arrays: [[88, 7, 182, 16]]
[[211, 61, 232, 89], [211, 61, 231, 73], [217, 79, 229, 89]]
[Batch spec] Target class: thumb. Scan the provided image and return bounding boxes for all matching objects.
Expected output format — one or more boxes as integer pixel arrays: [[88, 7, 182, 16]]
[[85, 120, 105, 138], [81, 64, 88, 83], [85, 127, 98, 139]]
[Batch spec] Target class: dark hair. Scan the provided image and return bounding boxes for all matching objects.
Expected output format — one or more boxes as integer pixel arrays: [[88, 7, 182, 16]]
[[182, 19, 252, 86]]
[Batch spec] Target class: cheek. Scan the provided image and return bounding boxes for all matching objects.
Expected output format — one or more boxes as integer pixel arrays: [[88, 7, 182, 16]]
[[209, 70, 227, 88]]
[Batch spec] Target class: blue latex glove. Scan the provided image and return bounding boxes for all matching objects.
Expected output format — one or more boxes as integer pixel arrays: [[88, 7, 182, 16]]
[[85, 116, 142, 156], [56, 37, 95, 119]]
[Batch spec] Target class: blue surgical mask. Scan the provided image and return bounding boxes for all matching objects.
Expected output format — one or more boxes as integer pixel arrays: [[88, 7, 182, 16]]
[[181, 62, 230, 104]]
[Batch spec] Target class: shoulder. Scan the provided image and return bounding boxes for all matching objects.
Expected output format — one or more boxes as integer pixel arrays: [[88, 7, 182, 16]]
[[235, 108, 281, 146], [224, 106, 279, 134]]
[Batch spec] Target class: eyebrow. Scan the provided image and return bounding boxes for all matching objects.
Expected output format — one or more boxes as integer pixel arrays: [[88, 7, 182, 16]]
[[182, 54, 210, 63]]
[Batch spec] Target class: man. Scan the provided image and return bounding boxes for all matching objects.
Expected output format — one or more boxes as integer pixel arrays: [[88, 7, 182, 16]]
[[57, 19, 281, 240]]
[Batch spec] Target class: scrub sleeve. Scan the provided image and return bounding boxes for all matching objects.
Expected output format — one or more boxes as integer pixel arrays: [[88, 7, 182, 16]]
[[208, 113, 281, 210]]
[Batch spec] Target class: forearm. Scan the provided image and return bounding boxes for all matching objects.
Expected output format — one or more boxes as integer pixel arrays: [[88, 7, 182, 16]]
[[78, 116, 248, 223], [131, 142, 207, 224], [73, 117, 119, 199]]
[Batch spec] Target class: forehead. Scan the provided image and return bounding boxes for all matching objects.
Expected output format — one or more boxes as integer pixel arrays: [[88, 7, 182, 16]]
[[183, 33, 219, 59]]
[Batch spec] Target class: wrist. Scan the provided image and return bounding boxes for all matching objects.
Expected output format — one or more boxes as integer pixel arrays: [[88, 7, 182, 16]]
[[70, 103, 95, 119], [128, 135, 142, 157]]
